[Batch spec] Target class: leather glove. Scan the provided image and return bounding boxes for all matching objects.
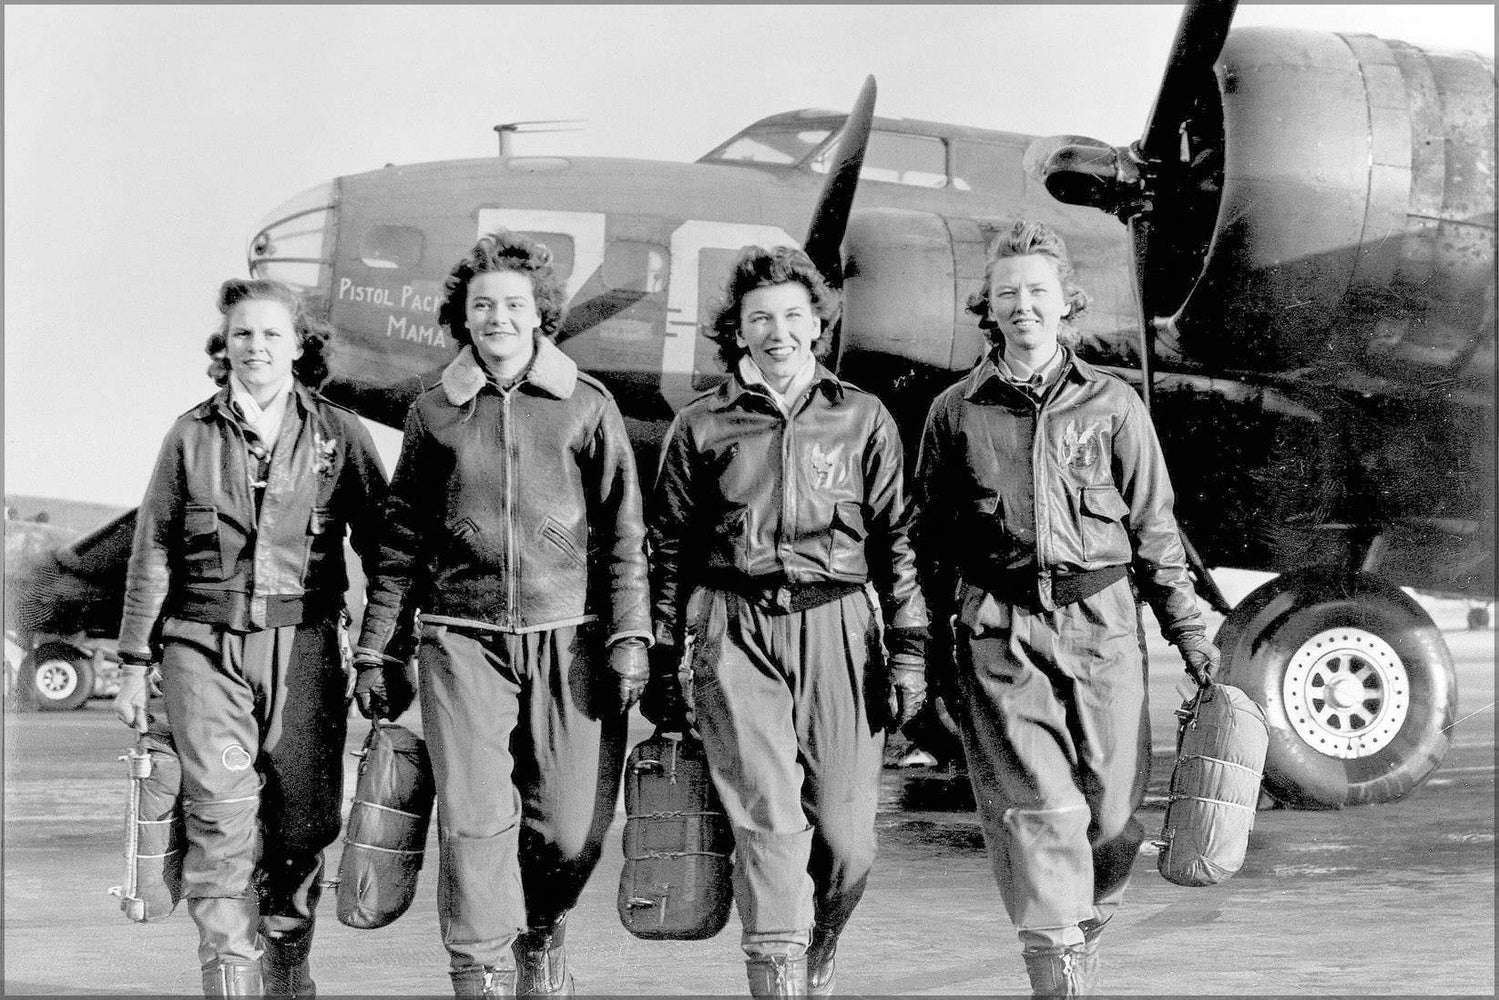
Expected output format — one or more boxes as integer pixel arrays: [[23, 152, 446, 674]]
[[641, 643, 689, 732], [1179, 634, 1220, 689], [609, 638, 649, 713], [383, 658, 417, 721], [351, 649, 413, 721], [885, 654, 928, 734], [925, 619, 957, 709], [113, 661, 150, 733]]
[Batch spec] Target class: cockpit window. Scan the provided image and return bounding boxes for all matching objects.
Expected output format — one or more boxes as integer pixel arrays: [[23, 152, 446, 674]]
[[359, 225, 426, 270], [811, 130, 949, 189], [700, 128, 834, 166]]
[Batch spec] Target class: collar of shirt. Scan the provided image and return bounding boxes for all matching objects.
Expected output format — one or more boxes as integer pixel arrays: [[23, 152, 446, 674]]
[[479, 352, 535, 394], [737, 354, 818, 417], [228, 373, 294, 445], [995, 344, 1063, 391]]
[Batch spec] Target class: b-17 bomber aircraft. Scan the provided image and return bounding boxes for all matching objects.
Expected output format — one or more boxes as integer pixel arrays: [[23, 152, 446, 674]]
[[16, 1, 1492, 813]]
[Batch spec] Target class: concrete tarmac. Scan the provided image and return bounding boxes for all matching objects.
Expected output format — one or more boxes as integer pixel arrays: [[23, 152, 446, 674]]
[[4, 618, 1493, 996]]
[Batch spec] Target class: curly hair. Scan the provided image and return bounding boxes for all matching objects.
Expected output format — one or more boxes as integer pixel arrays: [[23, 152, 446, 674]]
[[204, 278, 332, 389], [706, 245, 841, 371], [965, 220, 1091, 347], [437, 230, 568, 346]]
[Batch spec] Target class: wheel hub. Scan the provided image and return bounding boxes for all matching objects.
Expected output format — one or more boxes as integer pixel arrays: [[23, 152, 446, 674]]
[[1282, 627, 1408, 760], [35, 660, 79, 699]]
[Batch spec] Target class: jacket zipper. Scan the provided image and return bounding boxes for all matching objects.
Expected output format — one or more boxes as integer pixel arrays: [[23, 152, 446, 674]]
[[779, 407, 796, 579], [503, 389, 519, 629], [1029, 389, 1049, 603]]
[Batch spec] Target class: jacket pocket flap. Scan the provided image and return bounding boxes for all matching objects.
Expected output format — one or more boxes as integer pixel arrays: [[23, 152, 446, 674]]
[[1080, 486, 1130, 520], [973, 494, 1000, 516], [541, 517, 585, 563], [184, 505, 217, 537], [831, 501, 867, 539]]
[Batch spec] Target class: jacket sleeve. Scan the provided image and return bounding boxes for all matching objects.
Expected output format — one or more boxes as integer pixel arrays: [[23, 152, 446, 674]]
[[118, 426, 185, 661], [338, 413, 390, 581], [1112, 390, 1208, 647], [356, 404, 429, 657], [910, 395, 959, 636], [585, 394, 653, 647], [647, 412, 698, 648], [863, 403, 927, 634]]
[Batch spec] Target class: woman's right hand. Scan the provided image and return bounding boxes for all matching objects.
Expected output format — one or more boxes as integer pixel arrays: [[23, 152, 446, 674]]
[[113, 661, 150, 733]]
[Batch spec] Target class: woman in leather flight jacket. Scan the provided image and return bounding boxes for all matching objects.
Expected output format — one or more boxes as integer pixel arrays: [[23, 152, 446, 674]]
[[114, 278, 388, 998], [353, 231, 652, 999], [645, 246, 928, 998], [911, 221, 1219, 997]]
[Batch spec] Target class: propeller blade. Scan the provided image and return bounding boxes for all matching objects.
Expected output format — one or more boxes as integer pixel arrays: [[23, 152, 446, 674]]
[[1139, 0, 1238, 163], [803, 75, 876, 287]]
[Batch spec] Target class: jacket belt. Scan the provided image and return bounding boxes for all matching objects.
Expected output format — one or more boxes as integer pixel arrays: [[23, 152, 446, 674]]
[[968, 564, 1128, 610], [699, 573, 865, 615], [1051, 564, 1127, 606]]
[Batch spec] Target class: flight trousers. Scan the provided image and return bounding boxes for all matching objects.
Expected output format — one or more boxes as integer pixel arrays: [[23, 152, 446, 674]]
[[157, 615, 347, 968], [418, 620, 626, 972], [688, 586, 886, 959], [952, 577, 1150, 953]]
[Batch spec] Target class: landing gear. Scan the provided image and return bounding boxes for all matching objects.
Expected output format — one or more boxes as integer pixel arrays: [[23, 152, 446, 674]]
[[1216, 568, 1457, 808], [17, 642, 96, 711]]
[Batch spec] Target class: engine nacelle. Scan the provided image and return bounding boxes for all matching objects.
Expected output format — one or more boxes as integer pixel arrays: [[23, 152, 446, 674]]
[[1173, 28, 1494, 387], [841, 207, 971, 374]]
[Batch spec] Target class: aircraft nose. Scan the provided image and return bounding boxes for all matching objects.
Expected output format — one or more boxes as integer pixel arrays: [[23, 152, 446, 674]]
[[248, 179, 338, 299]]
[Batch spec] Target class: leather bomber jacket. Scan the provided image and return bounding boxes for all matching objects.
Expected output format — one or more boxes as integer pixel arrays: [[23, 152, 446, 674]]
[[649, 365, 927, 644], [912, 348, 1206, 645], [118, 383, 388, 658], [356, 340, 652, 655]]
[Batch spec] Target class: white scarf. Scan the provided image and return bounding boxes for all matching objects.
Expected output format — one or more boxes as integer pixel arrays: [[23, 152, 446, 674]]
[[229, 373, 294, 446], [738, 354, 818, 417]]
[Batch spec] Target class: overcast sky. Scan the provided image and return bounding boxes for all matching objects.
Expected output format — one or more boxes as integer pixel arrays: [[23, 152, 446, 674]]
[[4, 4, 1493, 507]]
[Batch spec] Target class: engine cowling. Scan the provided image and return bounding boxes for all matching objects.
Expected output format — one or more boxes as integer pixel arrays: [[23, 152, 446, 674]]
[[1172, 28, 1494, 387]]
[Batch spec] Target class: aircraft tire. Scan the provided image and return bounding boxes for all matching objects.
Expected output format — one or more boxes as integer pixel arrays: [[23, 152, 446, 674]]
[[1216, 568, 1456, 809], [19, 643, 95, 712]]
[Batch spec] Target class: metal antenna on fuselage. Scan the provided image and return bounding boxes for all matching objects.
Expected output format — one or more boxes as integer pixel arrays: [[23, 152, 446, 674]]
[[493, 120, 584, 156]]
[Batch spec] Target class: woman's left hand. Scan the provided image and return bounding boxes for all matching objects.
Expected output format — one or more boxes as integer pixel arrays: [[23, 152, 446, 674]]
[[113, 662, 150, 732]]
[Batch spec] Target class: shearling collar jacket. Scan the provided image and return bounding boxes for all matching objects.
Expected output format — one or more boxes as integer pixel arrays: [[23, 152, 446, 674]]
[[356, 339, 651, 653], [118, 383, 388, 658], [912, 348, 1206, 646], [649, 363, 927, 645]]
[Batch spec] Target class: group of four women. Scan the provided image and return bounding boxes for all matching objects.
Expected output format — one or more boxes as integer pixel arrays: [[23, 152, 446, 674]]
[[115, 220, 1217, 999]]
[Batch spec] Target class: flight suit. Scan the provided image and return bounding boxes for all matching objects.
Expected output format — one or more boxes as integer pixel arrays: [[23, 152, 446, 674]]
[[119, 383, 387, 991], [356, 340, 651, 985], [649, 364, 927, 969], [912, 348, 1212, 988], [155, 616, 347, 969]]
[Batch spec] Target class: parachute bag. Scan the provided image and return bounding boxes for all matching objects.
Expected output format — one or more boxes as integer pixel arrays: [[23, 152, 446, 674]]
[[1158, 681, 1270, 887], [110, 731, 186, 922], [618, 729, 733, 940], [335, 721, 435, 929]]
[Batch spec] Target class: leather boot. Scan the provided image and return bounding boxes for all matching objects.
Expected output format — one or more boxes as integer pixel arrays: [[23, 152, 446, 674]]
[[1022, 946, 1088, 998], [806, 924, 839, 997], [262, 930, 315, 997], [450, 966, 514, 998], [513, 917, 575, 997], [745, 955, 808, 998], [202, 960, 264, 998]]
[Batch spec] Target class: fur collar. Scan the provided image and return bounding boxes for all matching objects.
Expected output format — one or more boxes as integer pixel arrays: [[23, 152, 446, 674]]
[[440, 338, 578, 405]]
